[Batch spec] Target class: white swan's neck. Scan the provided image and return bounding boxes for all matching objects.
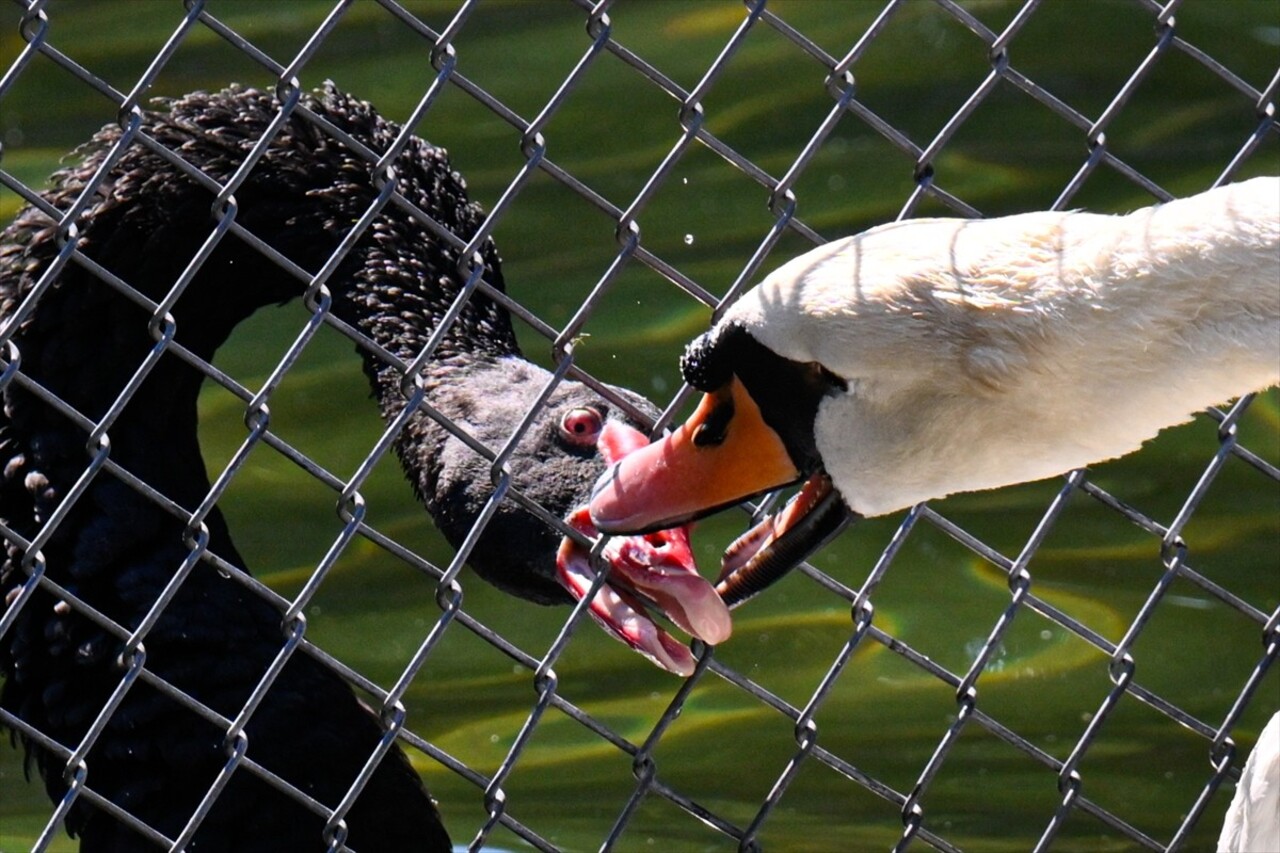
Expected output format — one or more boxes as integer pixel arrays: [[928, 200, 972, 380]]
[[1062, 178, 1278, 355], [730, 177, 1280, 517]]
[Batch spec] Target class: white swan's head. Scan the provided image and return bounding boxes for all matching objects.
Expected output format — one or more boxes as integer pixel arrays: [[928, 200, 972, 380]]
[[589, 176, 1280, 608], [589, 321, 853, 606]]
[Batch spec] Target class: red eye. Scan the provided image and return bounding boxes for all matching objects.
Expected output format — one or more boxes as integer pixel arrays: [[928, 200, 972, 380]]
[[560, 407, 603, 448]]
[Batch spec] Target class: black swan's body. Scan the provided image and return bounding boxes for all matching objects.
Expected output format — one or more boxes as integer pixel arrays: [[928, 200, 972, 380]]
[[0, 86, 724, 849]]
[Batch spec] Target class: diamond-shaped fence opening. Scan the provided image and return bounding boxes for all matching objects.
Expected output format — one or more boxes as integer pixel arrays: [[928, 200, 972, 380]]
[[0, 1, 1276, 851]]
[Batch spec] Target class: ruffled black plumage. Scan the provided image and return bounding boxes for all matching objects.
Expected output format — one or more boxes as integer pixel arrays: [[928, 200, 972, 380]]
[[0, 78, 670, 849], [0, 80, 672, 849], [0, 83, 477, 852]]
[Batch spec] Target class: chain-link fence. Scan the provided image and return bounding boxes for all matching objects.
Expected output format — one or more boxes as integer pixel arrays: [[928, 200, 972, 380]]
[[1, 0, 1277, 851]]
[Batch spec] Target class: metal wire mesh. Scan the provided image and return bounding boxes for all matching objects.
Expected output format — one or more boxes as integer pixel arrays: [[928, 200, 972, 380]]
[[1, 0, 1277, 850]]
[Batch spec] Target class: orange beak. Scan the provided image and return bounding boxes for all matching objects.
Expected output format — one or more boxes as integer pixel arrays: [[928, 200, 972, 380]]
[[588, 377, 800, 535]]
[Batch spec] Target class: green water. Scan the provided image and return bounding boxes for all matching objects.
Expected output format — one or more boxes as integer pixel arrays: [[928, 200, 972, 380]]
[[1, 1, 1277, 850]]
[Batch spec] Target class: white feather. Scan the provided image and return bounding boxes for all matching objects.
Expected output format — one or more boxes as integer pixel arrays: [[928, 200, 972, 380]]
[[1219, 712, 1280, 853], [724, 177, 1280, 516]]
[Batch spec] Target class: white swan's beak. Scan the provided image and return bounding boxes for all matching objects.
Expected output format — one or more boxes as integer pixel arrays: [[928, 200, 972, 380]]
[[588, 378, 854, 609], [588, 377, 800, 534], [715, 473, 852, 608]]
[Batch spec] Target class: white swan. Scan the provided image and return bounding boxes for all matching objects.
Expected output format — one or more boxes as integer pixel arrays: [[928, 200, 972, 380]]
[[589, 177, 1280, 603], [1219, 711, 1280, 852]]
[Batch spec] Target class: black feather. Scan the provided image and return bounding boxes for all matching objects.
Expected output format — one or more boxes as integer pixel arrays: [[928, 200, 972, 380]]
[[0, 84, 655, 850]]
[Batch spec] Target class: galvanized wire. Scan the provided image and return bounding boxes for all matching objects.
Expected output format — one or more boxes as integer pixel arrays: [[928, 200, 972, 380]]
[[0, 0, 1277, 851]]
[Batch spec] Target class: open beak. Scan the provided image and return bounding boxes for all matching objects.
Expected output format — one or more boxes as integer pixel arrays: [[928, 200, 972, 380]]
[[555, 421, 731, 676], [715, 472, 854, 607], [588, 377, 856, 609]]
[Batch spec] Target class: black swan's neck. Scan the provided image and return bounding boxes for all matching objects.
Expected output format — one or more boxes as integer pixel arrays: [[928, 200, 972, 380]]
[[0, 84, 497, 850], [2, 85, 514, 511]]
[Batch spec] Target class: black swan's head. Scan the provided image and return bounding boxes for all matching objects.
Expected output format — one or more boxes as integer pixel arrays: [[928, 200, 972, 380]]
[[0, 84, 730, 679], [238, 84, 732, 673], [408, 355, 730, 675]]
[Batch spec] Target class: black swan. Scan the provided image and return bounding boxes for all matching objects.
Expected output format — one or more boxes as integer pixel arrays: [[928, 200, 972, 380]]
[[589, 178, 1280, 605], [0, 84, 727, 850]]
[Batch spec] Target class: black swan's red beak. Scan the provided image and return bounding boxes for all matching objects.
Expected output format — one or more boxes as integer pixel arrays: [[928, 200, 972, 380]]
[[555, 421, 731, 675]]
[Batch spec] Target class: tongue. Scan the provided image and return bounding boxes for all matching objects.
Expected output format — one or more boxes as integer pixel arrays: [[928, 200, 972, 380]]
[[556, 541, 699, 676], [598, 531, 731, 645]]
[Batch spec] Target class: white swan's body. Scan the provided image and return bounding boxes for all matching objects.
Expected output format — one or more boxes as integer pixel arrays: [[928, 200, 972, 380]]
[[590, 177, 1279, 604], [1219, 711, 1280, 852], [726, 176, 1280, 516]]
